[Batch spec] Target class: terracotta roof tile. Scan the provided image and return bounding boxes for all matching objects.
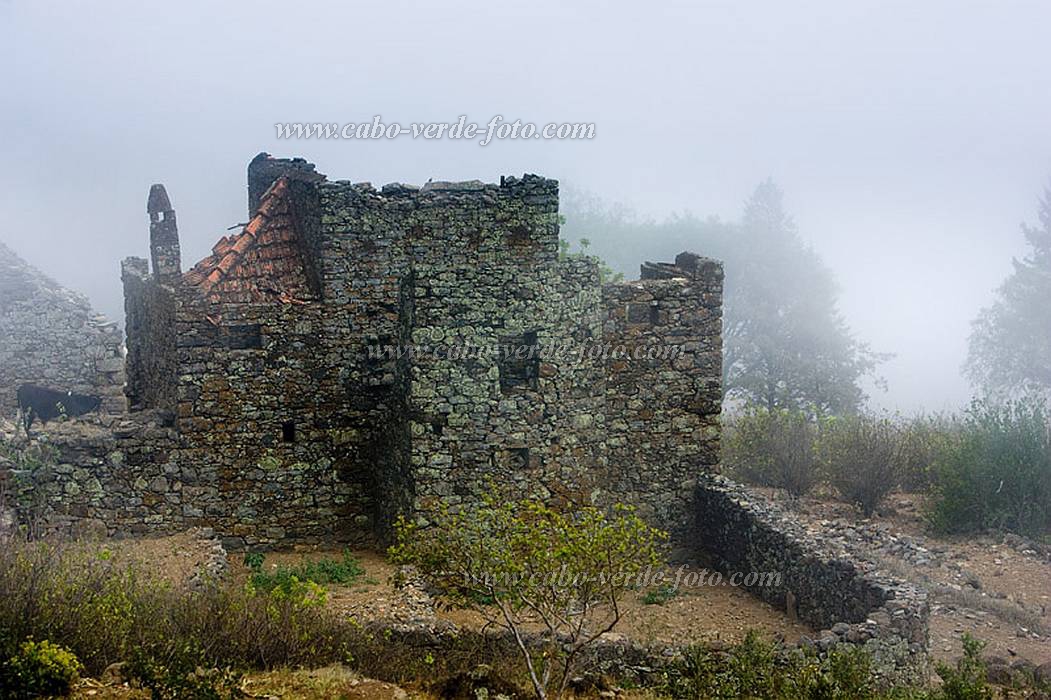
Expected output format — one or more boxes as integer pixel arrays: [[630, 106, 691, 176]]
[[184, 177, 291, 294]]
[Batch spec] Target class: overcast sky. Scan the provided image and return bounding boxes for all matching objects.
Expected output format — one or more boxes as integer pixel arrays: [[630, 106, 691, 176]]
[[2, 0, 1049, 413]]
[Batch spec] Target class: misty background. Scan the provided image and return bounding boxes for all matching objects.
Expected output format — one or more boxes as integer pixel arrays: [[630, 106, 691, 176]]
[[2, 0, 1049, 414]]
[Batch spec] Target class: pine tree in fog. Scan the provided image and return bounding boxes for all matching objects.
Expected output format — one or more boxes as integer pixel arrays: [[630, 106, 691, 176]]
[[725, 180, 885, 414], [965, 186, 1051, 398]]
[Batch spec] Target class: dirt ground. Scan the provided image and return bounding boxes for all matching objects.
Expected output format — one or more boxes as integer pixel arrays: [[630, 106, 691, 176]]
[[102, 530, 220, 586], [67, 488, 1051, 696], [233, 548, 813, 647]]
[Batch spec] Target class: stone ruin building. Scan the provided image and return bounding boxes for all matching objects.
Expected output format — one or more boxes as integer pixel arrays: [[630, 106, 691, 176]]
[[0, 154, 930, 681], [117, 153, 724, 545]]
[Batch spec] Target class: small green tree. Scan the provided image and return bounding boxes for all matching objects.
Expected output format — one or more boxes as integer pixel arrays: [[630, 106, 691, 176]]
[[389, 491, 667, 700], [933, 634, 994, 700]]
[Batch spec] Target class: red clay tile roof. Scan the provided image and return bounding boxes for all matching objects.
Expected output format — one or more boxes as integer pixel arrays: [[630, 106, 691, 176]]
[[184, 178, 313, 304]]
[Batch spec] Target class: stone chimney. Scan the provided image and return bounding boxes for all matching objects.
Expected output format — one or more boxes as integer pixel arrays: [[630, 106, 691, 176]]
[[147, 184, 181, 283]]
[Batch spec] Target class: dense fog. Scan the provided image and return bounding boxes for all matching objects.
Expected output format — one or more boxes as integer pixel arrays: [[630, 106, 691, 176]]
[[3, 0, 1049, 412]]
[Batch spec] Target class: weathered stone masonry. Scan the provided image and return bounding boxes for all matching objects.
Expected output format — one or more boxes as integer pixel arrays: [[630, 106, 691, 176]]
[[15, 154, 724, 548], [0, 241, 125, 417], [694, 475, 930, 683]]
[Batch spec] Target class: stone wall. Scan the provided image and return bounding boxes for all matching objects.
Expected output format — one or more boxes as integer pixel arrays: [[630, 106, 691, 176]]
[[4, 412, 179, 538], [317, 174, 723, 537], [330, 177, 611, 522], [602, 252, 723, 535], [121, 258, 177, 412], [0, 241, 125, 417], [694, 474, 930, 684]]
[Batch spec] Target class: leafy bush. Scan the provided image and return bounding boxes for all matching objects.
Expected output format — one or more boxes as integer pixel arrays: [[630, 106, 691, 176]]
[[896, 414, 960, 493], [243, 551, 265, 570], [820, 413, 902, 516], [390, 489, 667, 700], [723, 408, 823, 497], [127, 643, 242, 700], [931, 634, 994, 700], [928, 397, 1051, 537], [655, 630, 1018, 700], [247, 551, 364, 595], [657, 630, 882, 699], [2, 639, 82, 698]]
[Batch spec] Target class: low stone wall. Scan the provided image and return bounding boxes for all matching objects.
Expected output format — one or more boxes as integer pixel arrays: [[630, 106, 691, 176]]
[[1, 413, 179, 539], [0, 412, 367, 550], [694, 475, 930, 685]]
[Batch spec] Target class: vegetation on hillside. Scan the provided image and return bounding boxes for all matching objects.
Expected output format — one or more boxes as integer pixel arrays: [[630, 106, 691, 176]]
[[724, 398, 1051, 538], [928, 397, 1051, 537]]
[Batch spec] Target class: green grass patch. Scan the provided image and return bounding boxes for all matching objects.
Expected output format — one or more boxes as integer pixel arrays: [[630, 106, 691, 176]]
[[642, 583, 679, 605], [245, 552, 365, 593]]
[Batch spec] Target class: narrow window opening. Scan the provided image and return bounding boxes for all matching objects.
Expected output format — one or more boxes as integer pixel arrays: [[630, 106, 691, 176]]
[[281, 421, 296, 443], [498, 330, 540, 393]]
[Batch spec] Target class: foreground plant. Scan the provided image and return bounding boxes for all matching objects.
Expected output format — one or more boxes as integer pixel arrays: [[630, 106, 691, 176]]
[[659, 631, 881, 700], [2, 639, 82, 699], [389, 490, 667, 700]]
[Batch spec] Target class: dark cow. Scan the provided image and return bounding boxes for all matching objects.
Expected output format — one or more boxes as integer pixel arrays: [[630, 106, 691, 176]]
[[16, 384, 101, 434]]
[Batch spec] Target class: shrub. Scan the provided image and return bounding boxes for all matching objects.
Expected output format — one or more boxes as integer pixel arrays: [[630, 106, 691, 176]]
[[390, 489, 667, 700], [243, 551, 265, 570], [248, 551, 364, 595], [928, 397, 1051, 537], [3, 639, 82, 698], [657, 630, 882, 699], [896, 414, 960, 493], [931, 634, 994, 700], [127, 643, 242, 700], [723, 408, 822, 498], [821, 413, 902, 516]]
